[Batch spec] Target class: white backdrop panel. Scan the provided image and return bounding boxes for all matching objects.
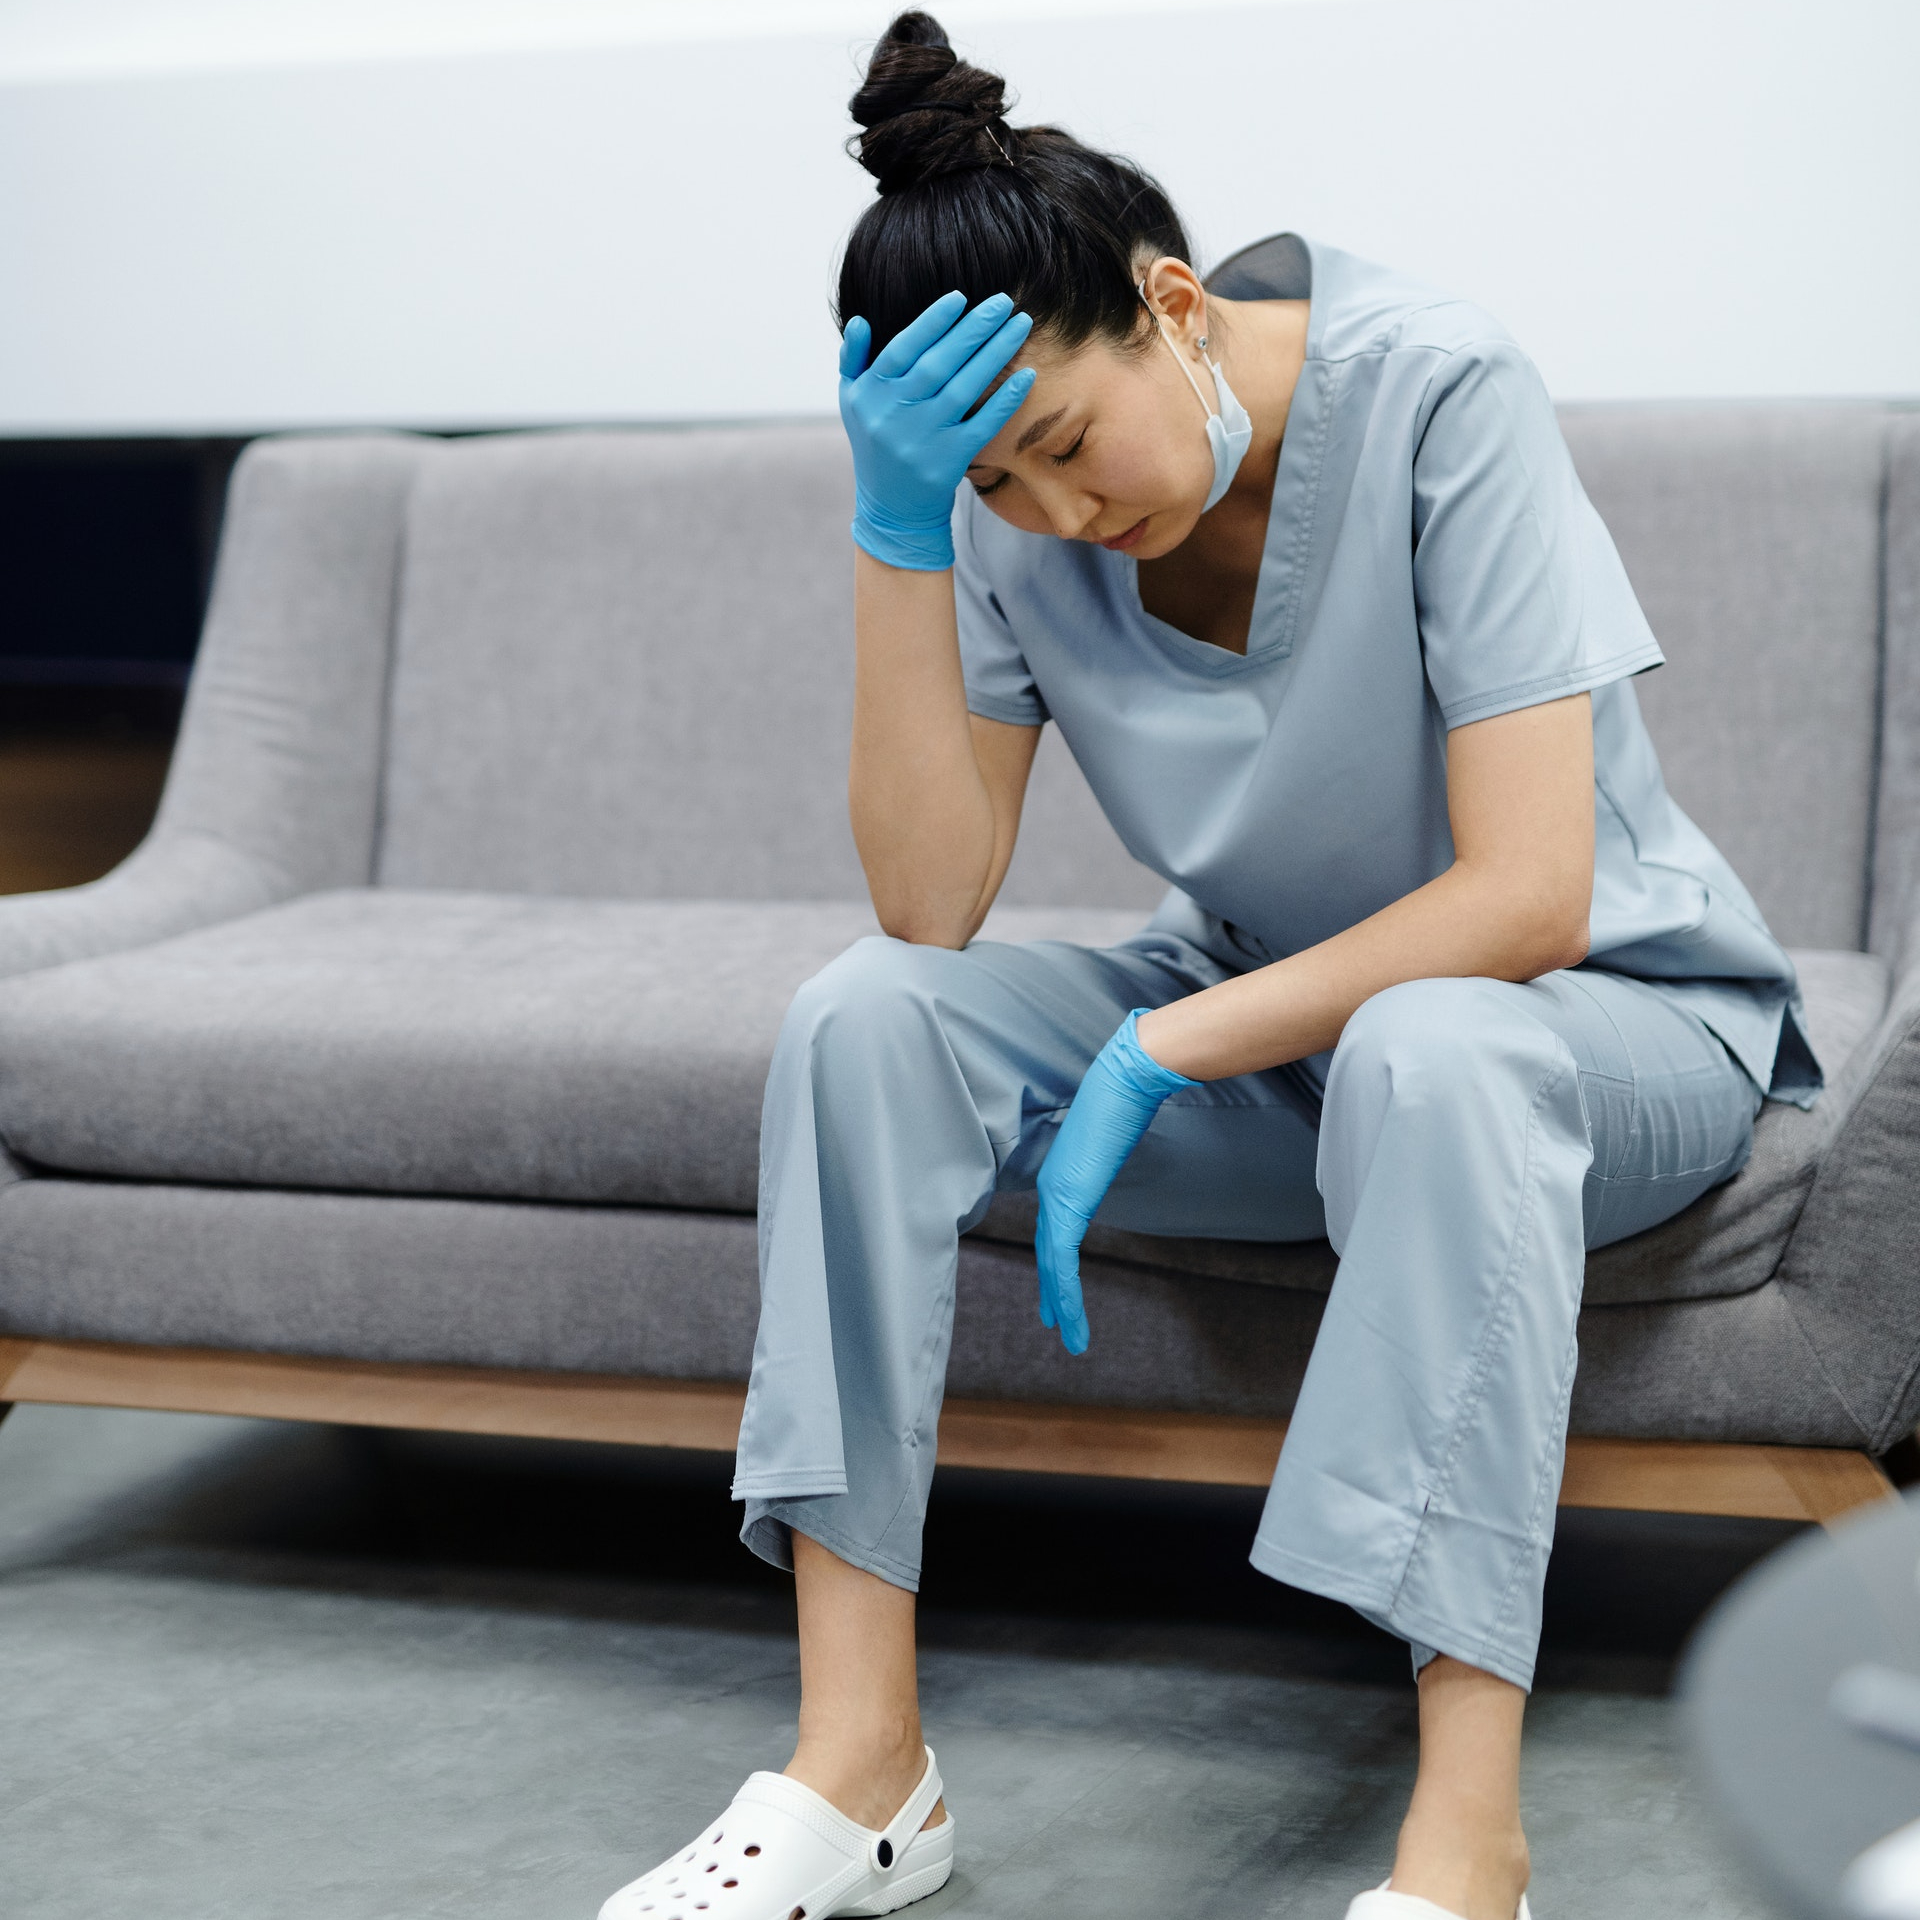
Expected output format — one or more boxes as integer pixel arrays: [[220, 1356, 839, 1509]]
[[0, 0, 1914, 433]]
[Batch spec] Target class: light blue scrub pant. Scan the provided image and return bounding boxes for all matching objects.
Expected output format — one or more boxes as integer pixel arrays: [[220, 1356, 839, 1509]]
[[732, 919, 1762, 1690]]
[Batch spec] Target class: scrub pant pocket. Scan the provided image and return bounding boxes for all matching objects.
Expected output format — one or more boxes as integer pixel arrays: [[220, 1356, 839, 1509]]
[[732, 937, 1760, 1693]]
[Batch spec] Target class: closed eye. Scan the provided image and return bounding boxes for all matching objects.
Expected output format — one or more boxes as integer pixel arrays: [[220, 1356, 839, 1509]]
[[1049, 429, 1087, 467], [970, 472, 1008, 497]]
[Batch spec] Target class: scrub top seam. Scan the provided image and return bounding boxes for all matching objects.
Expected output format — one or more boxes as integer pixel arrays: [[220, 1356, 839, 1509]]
[[1480, 341, 1576, 687], [1437, 642, 1666, 729], [1125, 591, 1284, 676], [1635, 850, 1798, 951], [1312, 326, 1516, 372], [1274, 357, 1335, 658], [1121, 356, 1335, 675]]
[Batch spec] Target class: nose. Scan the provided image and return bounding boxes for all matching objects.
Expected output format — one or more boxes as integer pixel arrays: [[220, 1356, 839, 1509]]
[[1032, 476, 1102, 542]]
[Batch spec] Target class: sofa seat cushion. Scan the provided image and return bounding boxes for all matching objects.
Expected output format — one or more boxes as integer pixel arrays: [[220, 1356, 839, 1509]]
[[0, 889, 1148, 1208], [0, 897, 1883, 1307], [971, 948, 1891, 1308]]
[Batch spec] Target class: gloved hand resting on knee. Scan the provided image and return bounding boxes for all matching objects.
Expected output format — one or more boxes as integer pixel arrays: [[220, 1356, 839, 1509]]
[[1035, 1009, 1197, 1354], [838, 290, 1035, 571]]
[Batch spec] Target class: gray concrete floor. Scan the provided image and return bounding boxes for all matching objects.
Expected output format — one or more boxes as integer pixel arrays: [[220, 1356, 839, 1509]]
[[0, 1400, 1789, 1918]]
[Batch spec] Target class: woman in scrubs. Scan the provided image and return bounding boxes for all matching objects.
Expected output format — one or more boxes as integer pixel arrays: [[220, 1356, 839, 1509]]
[[600, 13, 1813, 1920]]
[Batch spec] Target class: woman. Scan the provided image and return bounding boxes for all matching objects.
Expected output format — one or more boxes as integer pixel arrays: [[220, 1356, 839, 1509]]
[[600, 14, 1814, 1920]]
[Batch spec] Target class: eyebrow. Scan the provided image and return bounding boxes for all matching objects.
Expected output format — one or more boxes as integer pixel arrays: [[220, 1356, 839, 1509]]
[[1014, 406, 1068, 454]]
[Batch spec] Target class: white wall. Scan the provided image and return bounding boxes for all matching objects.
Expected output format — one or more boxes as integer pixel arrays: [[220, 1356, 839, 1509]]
[[2, 0, 1915, 435]]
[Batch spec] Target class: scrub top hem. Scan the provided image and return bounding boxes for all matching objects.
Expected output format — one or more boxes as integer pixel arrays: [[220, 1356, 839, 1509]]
[[966, 690, 1049, 728], [1437, 640, 1667, 730]]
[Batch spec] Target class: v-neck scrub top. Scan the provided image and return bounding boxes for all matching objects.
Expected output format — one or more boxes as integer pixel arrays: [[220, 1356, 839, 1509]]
[[952, 234, 1816, 1104]]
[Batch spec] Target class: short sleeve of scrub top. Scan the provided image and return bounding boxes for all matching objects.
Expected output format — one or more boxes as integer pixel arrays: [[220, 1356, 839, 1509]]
[[1411, 341, 1664, 728], [954, 500, 1050, 727]]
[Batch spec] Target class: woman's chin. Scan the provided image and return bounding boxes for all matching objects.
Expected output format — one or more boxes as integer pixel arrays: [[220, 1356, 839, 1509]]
[[1133, 510, 1204, 559]]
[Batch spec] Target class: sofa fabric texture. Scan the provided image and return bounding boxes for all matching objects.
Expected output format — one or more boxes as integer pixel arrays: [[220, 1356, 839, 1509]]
[[0, 1175, 1881, 1451], [0, 407, 1917, 1455], [0, 893, 1138, 1211], [373, 426, 1166, 913], [1557, 406, 1889, 951], [0, 898, 1883, 1309]]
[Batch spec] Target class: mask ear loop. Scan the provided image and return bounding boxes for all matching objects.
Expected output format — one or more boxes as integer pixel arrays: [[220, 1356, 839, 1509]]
[[1136, 277, 1219, 423]]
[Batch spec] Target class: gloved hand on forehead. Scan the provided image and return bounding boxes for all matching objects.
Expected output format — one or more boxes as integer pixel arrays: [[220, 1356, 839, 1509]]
[[838, 290, 1035, 571], [1035, 1009, 1198, 1355]]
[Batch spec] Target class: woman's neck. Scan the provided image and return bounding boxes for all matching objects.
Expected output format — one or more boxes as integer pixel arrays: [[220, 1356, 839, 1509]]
[[1209, 294, 1311, 503], [1131, 295, 1311, 655]]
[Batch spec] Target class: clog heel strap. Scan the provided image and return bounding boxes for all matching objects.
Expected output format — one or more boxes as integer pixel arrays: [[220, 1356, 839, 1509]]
[[599, 1746, 951, 1920], [1345, 1886, 1533, 1920], [865, 1745, 944, 1876]]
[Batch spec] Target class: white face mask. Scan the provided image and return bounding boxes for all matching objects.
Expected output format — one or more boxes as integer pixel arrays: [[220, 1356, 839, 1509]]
[[1138, 280, 1253, 513]]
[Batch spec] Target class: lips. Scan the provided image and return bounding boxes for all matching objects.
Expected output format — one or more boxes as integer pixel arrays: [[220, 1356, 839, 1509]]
[[1100, 517, 1150, 551]]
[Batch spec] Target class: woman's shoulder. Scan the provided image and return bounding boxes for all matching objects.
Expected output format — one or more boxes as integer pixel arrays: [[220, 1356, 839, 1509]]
[[1304, 237, 1525, 372]]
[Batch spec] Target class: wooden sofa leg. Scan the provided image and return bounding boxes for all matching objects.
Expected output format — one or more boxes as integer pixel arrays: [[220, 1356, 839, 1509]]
[[0, 1336, 30, 1433], [0, 1338, 1899, 1531], [1773, 1448, 1902, 1530], [1555, 1434, 1897, 1530]]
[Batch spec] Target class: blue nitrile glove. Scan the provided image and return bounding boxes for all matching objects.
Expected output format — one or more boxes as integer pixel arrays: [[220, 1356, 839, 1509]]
[[1035, 1009, 1198, 1355], [837, 290, 1036, 571]]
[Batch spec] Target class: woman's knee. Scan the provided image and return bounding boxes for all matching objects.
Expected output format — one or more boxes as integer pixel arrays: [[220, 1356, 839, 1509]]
[[1318, 976, 1592, 1259], [1327, 977, 1575, 1134], [780, 934, 966, 1083], [1336, 977, 1548, 1078]]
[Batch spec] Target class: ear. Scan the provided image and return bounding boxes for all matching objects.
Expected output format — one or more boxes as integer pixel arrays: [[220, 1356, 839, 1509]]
[[1138, 257, 1209, 348]]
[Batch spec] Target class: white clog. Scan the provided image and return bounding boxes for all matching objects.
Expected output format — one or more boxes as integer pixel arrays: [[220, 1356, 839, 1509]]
[[598, 1746, 952, 1920], [1346, 1885, 1533, 1919]]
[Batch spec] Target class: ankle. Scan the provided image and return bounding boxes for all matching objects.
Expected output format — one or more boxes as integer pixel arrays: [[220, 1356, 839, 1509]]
[[1391, 1804, 1529, 1920], [785, 1718, 927, 1830]]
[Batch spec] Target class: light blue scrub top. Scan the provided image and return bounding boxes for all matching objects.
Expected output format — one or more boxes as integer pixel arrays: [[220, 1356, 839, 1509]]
[[953, 233, 1817, 1105]]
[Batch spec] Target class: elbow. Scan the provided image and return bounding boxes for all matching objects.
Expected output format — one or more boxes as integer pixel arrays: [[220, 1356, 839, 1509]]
[[1476, 877, 1589, 982], [1524, 902, 1591, 979], [875, 907, 975, 951], [1544, 918, 1591, 977]]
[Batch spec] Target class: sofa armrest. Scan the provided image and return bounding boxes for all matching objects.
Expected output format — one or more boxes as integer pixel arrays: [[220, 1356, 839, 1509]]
[[0, 432, 425, 985], [0, 828, 291, 983], [1779, 415, 1920, 1445], [1871, 415, 1920, 958], [1774, 929, 1920, 1450]]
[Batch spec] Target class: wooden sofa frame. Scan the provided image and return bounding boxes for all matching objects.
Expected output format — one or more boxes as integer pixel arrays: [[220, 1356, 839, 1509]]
[[0, 1337, 1894, 1531]]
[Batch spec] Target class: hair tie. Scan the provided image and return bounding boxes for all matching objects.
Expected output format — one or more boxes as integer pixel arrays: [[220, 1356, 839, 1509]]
[[902, 97, 1014, 162]]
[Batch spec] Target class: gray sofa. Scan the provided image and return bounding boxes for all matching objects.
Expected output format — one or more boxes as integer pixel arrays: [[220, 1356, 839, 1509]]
[[0, 406, 1917, 1470]]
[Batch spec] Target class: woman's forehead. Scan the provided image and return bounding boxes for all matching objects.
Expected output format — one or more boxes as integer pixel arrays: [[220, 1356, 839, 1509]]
[[985, 333, 1128, 408], [971, 340, 1132, 466]]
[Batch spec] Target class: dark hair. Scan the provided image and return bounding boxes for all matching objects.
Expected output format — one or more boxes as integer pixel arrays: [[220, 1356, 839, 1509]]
[[837, 11, 1193, 357]]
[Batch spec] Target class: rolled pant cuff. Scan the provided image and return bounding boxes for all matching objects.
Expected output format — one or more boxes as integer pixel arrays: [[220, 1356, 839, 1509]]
[[739, 1497, 923, 1595], [1248, 1534, 1538, 1693], [730, 1466, 849, 1500]]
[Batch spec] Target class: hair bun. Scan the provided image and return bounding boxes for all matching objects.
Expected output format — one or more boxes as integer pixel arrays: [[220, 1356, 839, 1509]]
[[850, 10, 1016, 194]]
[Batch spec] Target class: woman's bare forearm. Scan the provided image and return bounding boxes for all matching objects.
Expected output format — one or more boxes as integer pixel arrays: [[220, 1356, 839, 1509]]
[[1136, 694, 1596, 1080], [848, 551, 1016, 946], [1135, 858, 1590, 1080]]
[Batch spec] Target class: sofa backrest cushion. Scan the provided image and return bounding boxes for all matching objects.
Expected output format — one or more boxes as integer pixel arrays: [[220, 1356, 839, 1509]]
[[1559, 405, 1888, 951], [377, 410, 1892, 938], [378, 425, 861, 900], [376, 425, 1165, 906]]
